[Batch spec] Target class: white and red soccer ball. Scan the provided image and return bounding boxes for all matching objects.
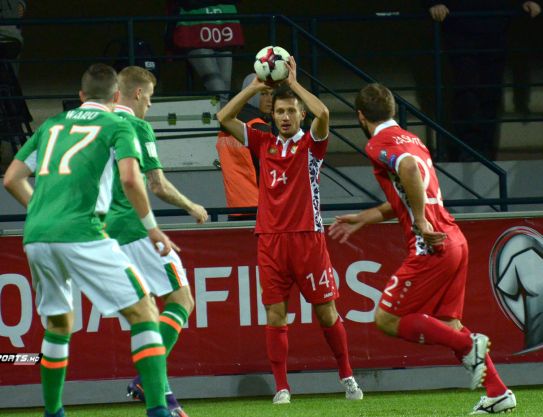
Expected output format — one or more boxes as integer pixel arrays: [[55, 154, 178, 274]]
[[253, 45, 291, 83]]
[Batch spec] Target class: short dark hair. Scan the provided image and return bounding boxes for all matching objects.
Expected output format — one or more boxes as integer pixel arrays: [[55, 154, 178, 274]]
[[355, 83, 396, 123], [81, 63, 118, 101], [272, 87, 305, 111], [118, 66, 157, 96]]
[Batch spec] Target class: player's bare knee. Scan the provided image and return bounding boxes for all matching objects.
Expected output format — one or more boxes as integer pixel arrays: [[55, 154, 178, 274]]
[[374, 309, 399, 336], [121, 295, 159, 324], [265, 304, 288, 326], [162, 287, 195, 315], [46, 313, 74, 335], [266, 312, 287, 326], [181, 295, 195, 316], [314, 301, 338, 327], [449, 319, 463, 331]]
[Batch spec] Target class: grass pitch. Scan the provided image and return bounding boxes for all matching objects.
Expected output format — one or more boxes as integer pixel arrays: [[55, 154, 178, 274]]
[[3, 387, 543, 417]]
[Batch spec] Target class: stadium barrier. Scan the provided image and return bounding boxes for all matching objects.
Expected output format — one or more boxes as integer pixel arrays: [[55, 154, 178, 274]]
[[1, 213, 543, 406]]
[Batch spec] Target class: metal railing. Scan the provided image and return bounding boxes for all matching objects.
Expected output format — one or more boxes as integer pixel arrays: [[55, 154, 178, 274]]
[[1, 11, 542, 219]]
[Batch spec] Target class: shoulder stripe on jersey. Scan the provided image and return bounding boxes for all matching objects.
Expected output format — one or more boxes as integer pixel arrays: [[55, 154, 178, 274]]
[[24, 150, 37, 173], [243, 123, 249, 147], [309, 128, 328, 142]]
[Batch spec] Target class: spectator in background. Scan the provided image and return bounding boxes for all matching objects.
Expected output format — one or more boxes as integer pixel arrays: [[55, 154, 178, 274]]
[[216, 73, 272, 221], [0, 0, 25, 72], [424, 0, 541, 161], [168, 1, 244, 106], [0, 0, 30, 174]]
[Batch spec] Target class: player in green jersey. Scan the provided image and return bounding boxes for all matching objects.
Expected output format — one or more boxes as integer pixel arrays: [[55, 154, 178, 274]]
[[105, 66, 207, 417], [3, 64, 179, 417]]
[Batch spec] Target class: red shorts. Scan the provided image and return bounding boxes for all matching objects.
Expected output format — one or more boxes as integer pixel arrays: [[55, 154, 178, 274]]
[[257, 232, 339, 305], [379, 242, 468, 319]]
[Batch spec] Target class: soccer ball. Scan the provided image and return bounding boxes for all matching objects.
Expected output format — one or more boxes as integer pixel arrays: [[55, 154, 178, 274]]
[[253, 46, 291, 82]]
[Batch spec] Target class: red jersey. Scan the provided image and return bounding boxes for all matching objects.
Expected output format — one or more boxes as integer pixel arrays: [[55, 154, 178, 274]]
[[365, 120, 464, 255], [245, 126, 327, 234]]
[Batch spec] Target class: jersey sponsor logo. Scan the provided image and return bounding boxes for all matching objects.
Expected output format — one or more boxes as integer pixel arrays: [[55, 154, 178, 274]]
[[290, 144, 298, 154], [145, 142, 158, 158], [489, 226, 543, 354], [66, 110, 99, 121]]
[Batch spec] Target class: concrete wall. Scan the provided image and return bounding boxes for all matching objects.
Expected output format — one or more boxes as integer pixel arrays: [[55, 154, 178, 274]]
[[1, 363, 542, 408]]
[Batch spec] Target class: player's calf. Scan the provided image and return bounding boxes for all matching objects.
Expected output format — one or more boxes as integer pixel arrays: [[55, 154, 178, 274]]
[[374, 308, 400, 336]]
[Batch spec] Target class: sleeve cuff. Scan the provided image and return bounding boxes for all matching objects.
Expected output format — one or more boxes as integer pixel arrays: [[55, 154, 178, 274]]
[[310, 129, 328, 142], [394, 152, 412, 173], [21, 150, 37, 173], [243, 123, 249, 146]]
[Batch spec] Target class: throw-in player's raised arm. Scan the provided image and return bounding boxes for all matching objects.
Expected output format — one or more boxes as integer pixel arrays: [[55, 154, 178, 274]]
[[282, 57, 329, 141], [217, 74, 270, 143]]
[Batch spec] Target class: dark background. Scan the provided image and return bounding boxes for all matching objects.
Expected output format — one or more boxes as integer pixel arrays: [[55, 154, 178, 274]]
[[9, 0, 540, 141]]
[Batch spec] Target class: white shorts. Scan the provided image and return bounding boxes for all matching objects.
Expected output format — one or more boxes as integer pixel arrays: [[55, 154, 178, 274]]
[[25, 239, 150, 317], [120, 237, 189, 297]]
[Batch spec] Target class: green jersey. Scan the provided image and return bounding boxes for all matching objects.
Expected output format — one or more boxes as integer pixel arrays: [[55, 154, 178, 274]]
[[104, 106, 163, 245], [16, 102, 141, 244]]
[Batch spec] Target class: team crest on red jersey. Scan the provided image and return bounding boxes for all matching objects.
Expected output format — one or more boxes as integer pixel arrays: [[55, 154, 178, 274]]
[[291, 145, 298, 154], [268, 147, 278, 155]]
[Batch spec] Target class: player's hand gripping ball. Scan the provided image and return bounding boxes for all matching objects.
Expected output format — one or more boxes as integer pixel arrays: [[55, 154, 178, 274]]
[[254, 45, 291, 83]]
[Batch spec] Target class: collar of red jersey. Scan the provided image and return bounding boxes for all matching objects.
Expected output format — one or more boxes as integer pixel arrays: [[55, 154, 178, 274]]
[[80, 101, 111, 112], [114, 104, 136, 116], [373, 119, 399, 137], [276, 129, 304, 145]]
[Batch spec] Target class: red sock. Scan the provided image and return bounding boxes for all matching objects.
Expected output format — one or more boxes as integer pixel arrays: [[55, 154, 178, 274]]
[[265, 325, 290, 392], [457, 326, 508, 397], [397, 314, 472, 355], [322, 317, 353, 380]]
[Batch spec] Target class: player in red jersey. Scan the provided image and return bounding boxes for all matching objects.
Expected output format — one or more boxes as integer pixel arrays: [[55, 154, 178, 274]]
[[217, 57, 363, 404], [329, 83, 516, 415]]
